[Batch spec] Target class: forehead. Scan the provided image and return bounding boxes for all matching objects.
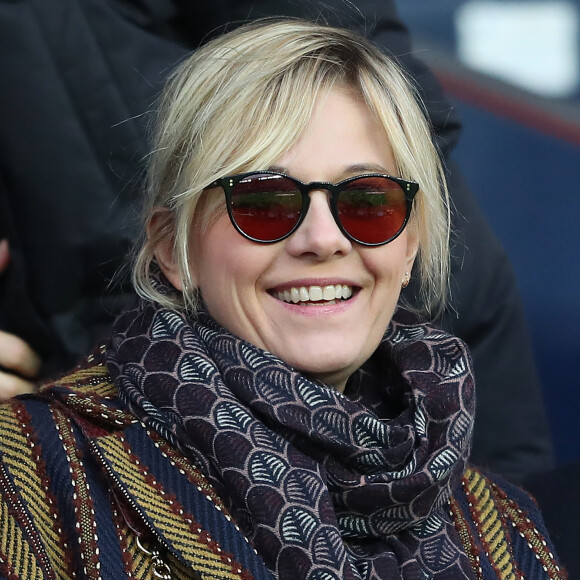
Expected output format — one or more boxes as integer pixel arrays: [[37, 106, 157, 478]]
[[271, 87, 396, 182]]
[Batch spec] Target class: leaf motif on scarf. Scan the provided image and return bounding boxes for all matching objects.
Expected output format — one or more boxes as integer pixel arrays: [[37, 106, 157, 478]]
[[312, 409, 350, 440], [419, 534, 460, 571], [251, 493, 288, 531], [430, 330, 448, 340], [240, 344, 273, 370], [249, 423, 286, 453], [414, 406, 427, 437], [215, 335, 241, 362], [138, 400, 177, 445], [350, 559, 369, 579], [390, 325, 426, 344], [338, 515, 371, 537], [280, 506, 318, 544], [278, 403, 313, 432], [248, 451, 289, 485], [178, 353, 216, 382], [283, 470, 324, 505], [449, 411, 471, 446], [124, 364, 145, 387], [140, 398, 169, 424], [311, 527, 345, 566], [306, 569, 342, 580], [147, 419, 178, 447], [355, 449, 387, 472], [371, 504, 413, 535], [256, 370, 299, 405], [180, 326, 204, 350], [448, 356, 468, 379], [197, 324, 219, 344], [389, 457, 417, 480], [214, 401, 252, 432], [295, 379, 336, 408], [352, 416, 388, 448], [152, 310, 184, 339], [434, 340, 465, 377], [427, 448, 459, 481], [409, 513, 445, 538]]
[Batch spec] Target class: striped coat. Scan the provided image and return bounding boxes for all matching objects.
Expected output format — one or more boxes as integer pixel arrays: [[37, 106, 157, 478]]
[[0, 354, 565, 579]]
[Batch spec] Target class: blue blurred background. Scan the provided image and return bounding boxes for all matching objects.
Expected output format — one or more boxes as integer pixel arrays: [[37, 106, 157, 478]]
[[394, 0, 580, 466]]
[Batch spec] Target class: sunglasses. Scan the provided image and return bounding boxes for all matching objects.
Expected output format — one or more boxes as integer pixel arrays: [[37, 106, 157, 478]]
[[209, 171, 419, 246]]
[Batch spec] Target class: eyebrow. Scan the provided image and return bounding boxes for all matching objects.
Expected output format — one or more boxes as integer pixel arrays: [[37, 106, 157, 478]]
[[343, 163, 392, 175], [267, 163, 392, 179]]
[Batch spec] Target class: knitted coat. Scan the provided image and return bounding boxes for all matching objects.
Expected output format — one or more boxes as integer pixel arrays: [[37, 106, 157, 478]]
[[0, 352, 565, 579]]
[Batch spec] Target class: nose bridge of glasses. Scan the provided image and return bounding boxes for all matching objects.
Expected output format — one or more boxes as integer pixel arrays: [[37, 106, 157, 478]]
[[298, 182, 346, 239], [302, 181, 337, 207], [301, 182, 338, 217]]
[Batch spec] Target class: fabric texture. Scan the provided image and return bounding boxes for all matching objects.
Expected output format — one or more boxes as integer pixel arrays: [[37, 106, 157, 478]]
[[0, 348, 565, 579], [108, 299, 476, 579]]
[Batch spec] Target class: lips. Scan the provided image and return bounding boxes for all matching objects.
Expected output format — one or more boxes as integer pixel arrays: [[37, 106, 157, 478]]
[[273, 284, 354, 304]]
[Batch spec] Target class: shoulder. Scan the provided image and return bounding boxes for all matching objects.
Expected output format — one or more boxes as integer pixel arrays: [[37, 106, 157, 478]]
[[39, 344, 117, 396], [0, 347, 136, 487], [0, 352, 130, 577], [0, 353, 272, 579], [0, 346, 131, 491], [450, 466, 566, 579], [1, 346, 120, 431], [5, 346, 133, 435]]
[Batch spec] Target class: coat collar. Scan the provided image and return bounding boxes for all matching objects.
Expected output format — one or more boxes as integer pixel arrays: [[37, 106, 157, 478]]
[[46, 361, 274, 579]]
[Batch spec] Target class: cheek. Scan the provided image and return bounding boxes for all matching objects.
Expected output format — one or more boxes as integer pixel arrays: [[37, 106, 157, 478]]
[[361, 239, 411, 283], [192, 239, 243, 330], [192, 224, 237, 292], [191, 217, 274, 304]]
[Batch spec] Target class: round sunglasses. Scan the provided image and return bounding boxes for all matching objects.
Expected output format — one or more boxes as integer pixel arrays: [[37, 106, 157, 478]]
[[209, 171, 419, 246]]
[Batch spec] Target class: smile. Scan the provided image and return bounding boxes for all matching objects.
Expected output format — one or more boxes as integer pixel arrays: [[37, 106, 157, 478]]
[[273, 284, 354, 304]]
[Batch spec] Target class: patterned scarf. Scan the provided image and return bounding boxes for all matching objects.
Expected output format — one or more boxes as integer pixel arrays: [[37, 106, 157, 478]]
[[108, 299, 476, 580]]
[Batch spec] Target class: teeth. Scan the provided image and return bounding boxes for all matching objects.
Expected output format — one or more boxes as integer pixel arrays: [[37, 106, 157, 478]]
[[322, 286, 335, 301], [275, 285, 354, 303], [309, 286, 323, 301]]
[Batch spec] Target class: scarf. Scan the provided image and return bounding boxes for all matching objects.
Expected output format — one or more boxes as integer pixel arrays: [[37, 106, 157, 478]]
[[107, 299, 476, 580]]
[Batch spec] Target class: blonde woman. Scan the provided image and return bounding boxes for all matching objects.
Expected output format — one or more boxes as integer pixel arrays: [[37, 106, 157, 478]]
[[0, 19, 563, 579]]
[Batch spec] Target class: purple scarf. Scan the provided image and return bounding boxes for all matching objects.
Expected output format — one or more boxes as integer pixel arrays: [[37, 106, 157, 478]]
[[108, 299, 476, 579]]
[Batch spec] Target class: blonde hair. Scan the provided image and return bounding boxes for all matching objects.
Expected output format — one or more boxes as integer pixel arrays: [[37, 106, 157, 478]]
[[133, 18, 450, 317]]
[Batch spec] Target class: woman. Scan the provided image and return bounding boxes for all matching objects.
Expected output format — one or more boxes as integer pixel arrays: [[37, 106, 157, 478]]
[[0, 19, 564, 579]]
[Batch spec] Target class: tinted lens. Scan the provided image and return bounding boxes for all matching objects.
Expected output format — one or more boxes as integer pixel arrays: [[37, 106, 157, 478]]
[[230, 174, 303, 241], [337, 177, 408, 244]]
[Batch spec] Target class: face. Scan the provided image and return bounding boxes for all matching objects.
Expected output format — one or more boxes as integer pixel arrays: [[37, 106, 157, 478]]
[[162, 87, 418, 391]]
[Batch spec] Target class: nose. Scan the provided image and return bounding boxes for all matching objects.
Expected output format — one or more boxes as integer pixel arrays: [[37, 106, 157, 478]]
[[284, 190, 352, 260]]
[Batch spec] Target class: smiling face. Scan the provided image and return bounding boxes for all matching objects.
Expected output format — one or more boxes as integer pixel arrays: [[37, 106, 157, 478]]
[[160, 87, 418, 391]]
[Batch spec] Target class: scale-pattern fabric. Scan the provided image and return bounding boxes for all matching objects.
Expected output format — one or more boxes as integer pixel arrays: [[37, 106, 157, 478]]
[[0, 362, 565, 579], [108, 299, 477, 580]]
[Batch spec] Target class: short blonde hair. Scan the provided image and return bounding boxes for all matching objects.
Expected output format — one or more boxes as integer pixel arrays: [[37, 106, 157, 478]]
[[133, 18, 450, 317]]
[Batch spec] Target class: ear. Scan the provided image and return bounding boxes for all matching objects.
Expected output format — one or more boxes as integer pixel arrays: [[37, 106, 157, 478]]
[[147, 207, 186, 291]]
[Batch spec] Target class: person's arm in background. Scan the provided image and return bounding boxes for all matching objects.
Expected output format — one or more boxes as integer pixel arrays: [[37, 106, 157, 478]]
[[0, 240, 40, 400]]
